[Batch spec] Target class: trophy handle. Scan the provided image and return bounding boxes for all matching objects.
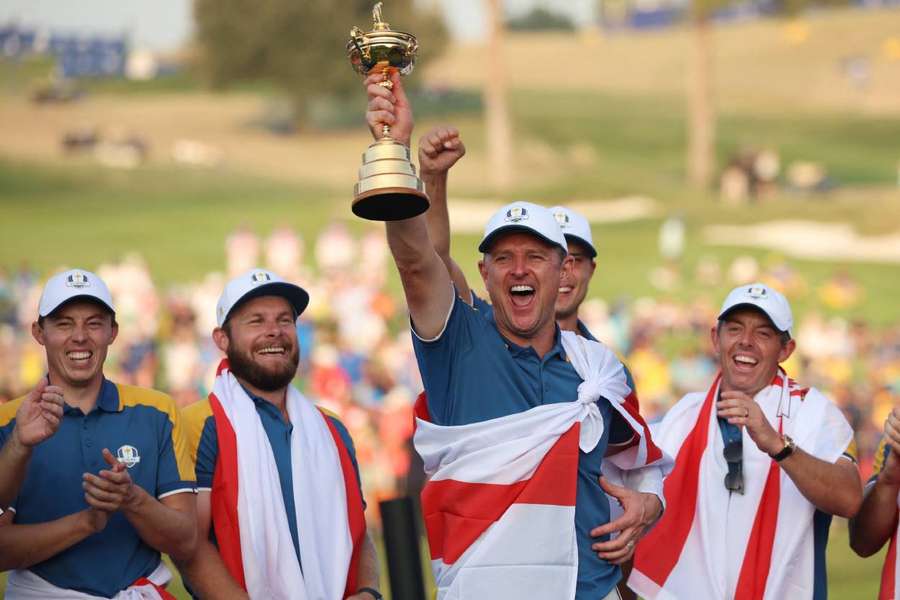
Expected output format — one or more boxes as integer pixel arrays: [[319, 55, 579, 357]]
[[350, 27, 375, 70]]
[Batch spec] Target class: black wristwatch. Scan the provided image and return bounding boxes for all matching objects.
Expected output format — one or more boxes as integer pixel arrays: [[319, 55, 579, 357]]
[[357, 587, 383, 600], [770, 434, 796, 462]]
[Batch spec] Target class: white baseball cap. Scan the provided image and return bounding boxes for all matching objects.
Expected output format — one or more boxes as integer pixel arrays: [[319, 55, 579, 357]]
[[549, 206, 597, 258], [38, 269, 115, 317], [478, 201, 568, 254], [216, 269, 309, 327], [718, 282, 793, 336]]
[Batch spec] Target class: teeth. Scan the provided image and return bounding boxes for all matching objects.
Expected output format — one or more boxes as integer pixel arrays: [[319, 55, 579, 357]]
[[559, 286, 573, 293], [259, 347, 285, 354], [735, 355, 757, 365], [510, 285, 534, 293], [68, 351, 91, 360]]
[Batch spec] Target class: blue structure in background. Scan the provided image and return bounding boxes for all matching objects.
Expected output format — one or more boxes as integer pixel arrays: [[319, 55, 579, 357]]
[[0, 23, 127, 79]]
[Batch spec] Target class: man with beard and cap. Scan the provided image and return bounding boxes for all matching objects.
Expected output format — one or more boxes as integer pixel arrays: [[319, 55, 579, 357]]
[[364, 71, 670, 600], [179, 269, 380, 600], [0, 268, 196, 598], [630, 283, 862, 600], [849, 409, 900, 598]]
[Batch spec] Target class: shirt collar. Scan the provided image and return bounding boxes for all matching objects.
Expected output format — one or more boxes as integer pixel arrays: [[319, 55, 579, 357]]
[[494, 320, 566, 362], [97, 378, 120, 412], [60, 377, 119, 414], [240, 384, 268, 406]]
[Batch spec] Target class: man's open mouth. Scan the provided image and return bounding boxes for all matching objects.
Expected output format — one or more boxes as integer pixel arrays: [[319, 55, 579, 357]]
[[510, 284, 535, 308]]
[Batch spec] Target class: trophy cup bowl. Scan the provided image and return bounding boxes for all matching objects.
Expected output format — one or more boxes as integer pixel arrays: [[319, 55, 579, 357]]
[[347, 3, 429, 221]]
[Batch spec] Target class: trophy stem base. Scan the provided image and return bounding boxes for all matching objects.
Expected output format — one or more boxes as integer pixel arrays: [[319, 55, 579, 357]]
[[352, 187, 430, 221]]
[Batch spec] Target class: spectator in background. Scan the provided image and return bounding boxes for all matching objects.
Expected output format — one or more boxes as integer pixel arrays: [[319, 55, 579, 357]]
[[225, 225, 260, 277], [265, 226, 304, 284]]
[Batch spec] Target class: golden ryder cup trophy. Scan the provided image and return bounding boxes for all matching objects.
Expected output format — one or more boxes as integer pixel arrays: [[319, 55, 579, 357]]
[[348, 2, 429, 221]]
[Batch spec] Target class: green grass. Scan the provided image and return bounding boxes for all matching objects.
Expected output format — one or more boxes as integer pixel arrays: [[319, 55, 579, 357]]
[[0, 159, 348, 285], [1, 82, 899, 325], [500, 88, 900, 200]]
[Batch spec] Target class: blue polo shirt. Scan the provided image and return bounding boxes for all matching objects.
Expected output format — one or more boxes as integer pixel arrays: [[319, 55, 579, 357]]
[[472, 292, 636, 446], [0, 379, 195, 598], [183, 388, 364, 574], [414, 295, 620, 598]]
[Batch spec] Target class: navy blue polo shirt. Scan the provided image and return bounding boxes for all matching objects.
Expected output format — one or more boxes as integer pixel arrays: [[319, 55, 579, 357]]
[[185, 387, 364, 573], [0, 379, 196, 598], [413, 294, 620, 599], [472, 292, 635, 445]]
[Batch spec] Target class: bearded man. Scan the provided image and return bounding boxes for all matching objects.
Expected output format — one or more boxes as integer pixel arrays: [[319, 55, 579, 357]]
[[179, 269, 381, 600]]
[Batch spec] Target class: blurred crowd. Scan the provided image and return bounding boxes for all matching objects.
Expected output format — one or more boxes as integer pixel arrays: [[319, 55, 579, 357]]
[[0, 225, 896, 510]]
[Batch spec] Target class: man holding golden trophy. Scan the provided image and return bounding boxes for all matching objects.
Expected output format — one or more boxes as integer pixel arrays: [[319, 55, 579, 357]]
[[348, 5, 670, 600]]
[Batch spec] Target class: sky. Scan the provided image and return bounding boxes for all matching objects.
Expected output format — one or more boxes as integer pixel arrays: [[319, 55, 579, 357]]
[[0, 0, 598, 50]]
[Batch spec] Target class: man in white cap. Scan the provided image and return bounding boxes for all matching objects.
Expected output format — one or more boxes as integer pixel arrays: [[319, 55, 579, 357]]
[[179, 269, 380, 600], [416, 125, 664, 584], [0, 268, 197, 598], [630, 283, 863, 600], [365, 72, 670, 600], [849, 410, 900, 598]]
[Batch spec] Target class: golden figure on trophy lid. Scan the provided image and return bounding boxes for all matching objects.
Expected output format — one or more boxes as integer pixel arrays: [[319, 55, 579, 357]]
[[348, 2, 429, 221]]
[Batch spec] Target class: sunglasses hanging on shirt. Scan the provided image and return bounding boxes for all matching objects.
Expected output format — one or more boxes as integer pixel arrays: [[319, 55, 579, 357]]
[[719, 414, 745, 494]]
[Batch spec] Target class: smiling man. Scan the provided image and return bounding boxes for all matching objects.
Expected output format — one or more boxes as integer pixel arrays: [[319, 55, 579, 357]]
[[178, 269, 380, 600], [365, 71, 669, 600], [0, 268, 196, 598], [414, 125, 664, 597], [630, 283, 863, 600]]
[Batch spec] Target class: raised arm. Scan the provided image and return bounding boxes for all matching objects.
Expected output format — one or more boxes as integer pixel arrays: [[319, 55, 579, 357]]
[[850, 409, 900, 556], [365, 72, 453, 339], [418, 126, 472, 303]]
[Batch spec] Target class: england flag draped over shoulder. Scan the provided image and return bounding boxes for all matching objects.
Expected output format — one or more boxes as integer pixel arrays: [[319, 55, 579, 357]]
[[413, 332, 671, 600]]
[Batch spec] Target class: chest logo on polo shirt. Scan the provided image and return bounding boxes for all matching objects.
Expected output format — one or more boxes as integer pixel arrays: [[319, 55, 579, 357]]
[[116, 445, 141, 468]]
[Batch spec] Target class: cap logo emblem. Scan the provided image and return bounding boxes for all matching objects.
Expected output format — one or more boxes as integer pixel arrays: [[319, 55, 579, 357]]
[[553, 210, 570, 228], [66, 272, 90, 289], [250, 271, 271, 285], [116, 445, 141, 468], [747, 286, 767, 299], [505, 207, 529, 223]]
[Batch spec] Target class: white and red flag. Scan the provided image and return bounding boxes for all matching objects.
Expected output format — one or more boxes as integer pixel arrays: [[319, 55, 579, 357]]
[[630, 372, 853, 600], [414, 332, 671, 600], [207, 360, 366, 600]]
